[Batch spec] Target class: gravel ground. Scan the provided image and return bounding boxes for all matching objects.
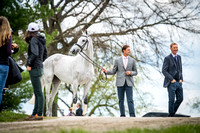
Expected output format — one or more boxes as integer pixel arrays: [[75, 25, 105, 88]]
[[0, 117, 200, 133]]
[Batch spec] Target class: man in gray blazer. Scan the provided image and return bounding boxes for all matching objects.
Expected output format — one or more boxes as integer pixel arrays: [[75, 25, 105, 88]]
[[162, 43, 183, 117], [102, 45, 137, 117]]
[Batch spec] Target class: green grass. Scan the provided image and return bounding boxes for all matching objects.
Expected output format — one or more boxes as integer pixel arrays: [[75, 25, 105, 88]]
[[0, 111, 28, 122], [0, 111, 58, 122], [107, 124, 200, 133], [1, 125, 200, 133], [42, 124, 200, 133], [50, 128, 89, 133]]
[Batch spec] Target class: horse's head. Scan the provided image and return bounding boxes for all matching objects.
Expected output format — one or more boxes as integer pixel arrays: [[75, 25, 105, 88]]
[[70, 31, 90, 55]]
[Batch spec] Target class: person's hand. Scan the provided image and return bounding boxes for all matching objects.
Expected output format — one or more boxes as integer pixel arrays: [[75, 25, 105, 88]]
[[179, 80, 183, 83], [27, 66, 31, 71], [11, 43, 18, 49], [171, 79, 176, 83], [126, 71, 131, 75], [102, 68, 107, 73]]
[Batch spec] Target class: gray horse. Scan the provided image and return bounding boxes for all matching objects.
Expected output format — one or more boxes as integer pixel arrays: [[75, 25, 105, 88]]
[[29, 32, 94, 117]]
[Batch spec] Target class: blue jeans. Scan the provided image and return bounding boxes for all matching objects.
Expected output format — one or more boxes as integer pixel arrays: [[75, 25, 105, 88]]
[[117, 82, 135, 117], [167, 82, 183, 117], [0, 65, 9, 107]]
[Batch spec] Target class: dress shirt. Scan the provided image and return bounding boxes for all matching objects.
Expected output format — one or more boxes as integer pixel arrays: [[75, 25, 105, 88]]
[[122, 55, 128, 69]]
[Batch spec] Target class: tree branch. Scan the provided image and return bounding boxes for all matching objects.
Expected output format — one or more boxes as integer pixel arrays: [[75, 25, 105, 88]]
[[82, 0, 110, 30]]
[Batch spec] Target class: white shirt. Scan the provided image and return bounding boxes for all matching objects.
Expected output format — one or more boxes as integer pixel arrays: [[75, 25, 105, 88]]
[[122, 55, 128, 69], [171, 53, 177, 57]]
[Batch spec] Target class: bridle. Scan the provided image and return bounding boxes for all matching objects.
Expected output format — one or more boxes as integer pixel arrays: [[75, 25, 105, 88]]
[[75, 35, 107, 82], [75, 35, 89, 52]]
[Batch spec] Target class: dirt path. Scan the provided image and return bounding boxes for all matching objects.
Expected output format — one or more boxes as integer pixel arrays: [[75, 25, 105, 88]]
[[0, 117, 200, 133]]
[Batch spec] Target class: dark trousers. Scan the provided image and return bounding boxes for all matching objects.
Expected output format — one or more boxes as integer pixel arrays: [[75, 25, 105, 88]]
[[117, 82, 135, 117], [167, 82, 183, 117], [29, 68, 44, 116]]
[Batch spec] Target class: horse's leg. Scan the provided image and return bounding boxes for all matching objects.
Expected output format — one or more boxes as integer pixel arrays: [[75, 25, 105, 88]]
[[43, 72, 54, 117], [83, 81, 91, 116], [72, 81, 79, 115], [45, 81, 51, 117], [49, 76, 61, 117]]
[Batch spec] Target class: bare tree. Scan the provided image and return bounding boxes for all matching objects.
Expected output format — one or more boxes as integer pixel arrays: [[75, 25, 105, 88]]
[[23, 0, 199, 65]]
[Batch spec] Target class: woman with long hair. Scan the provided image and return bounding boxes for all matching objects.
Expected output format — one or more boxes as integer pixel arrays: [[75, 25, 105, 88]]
[[24, 22, 47, 120], [0, 16, 12, 110]]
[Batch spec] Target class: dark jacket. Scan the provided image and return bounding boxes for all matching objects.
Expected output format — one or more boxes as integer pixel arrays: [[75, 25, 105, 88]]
[[0, 36, 12, 65], [27, 33, 48, 69], [76, 108, 83, 116], [162, 54, 183, 88]]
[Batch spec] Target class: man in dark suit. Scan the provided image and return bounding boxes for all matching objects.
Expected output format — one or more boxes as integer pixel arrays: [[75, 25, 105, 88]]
[[162, 43, 183, 117], [102, 45, 137, 117], [76, 103, 83, 116]]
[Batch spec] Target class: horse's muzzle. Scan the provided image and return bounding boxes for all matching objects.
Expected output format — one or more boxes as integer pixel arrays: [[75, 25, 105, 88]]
[[71, 49, 80, 55]]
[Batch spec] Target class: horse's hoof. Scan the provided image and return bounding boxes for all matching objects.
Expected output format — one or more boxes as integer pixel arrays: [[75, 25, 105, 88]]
[[46, 112, 49, 117]]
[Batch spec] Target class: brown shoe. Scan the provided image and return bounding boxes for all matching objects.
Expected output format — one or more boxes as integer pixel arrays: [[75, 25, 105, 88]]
[[24, 114, 42, 121], [34, 115, 43, 120], [28, 114, 37, 118]]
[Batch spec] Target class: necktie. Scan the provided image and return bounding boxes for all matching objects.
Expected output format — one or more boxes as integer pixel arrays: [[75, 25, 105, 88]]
[[174, 56, 177, 62]]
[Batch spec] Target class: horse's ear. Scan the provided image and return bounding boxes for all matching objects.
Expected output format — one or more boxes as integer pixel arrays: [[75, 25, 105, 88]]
[[81, 30, 88, 36]]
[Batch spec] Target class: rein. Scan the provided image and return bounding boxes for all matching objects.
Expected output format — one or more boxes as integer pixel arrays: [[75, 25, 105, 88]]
[[79, 51, 107, 83]]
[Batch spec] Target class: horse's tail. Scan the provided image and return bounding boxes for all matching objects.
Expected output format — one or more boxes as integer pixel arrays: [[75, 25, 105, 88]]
[[28, 75, 45, 104]]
